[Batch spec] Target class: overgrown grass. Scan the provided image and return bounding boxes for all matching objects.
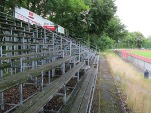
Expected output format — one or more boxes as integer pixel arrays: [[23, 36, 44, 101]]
[[104, 51, 151, 113]]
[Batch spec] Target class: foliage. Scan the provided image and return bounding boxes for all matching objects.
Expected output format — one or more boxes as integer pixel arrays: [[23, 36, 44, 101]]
[[1, 0, 129, 50], [105, 16, 127, 43], [105, 52, 151, 113], [117, 32, 145, 48], [86, 0, 116, 35], [97, 34, 114, 50], [132, 32, 145, 48], [142, 37, 151, 49]]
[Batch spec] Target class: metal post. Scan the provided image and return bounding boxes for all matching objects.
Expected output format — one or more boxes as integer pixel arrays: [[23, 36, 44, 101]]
[[69, 64, 72, 70], [97, 56, 99, 70], [22, 37, 25, 50], [36, 45, 38, 53], [44, 29, 46, 44], [28, 19, 30, 31], [32, 60, 34, 69], [0, 60, 3, 78], [10, 59, 13, 75], [52, 33, 55, 51], [88, 54, 90, 66], [35, 77, 38, 86], [79, 43, 80, 62], [73, 58, 76, 66], [63, 85, 67, 104], [61, 63, 65, 75], [10, 30, 13, 56], [14, 68, 17, 74], [42, 54, 44, 65], [51, 57, 55, 77], [22, 57, 25, 71], [77, 71, 80, 82], [0, 46, 2, 56], [70, 41, 72, 56], [36, 24, 38, 38], [0, 69, 3, 78], [35, 60, 38, 67], [48, 71, 51, 84], [19, 20, 22, 27], [62, 51, 65, 58], [61, 37, 63, 50], [41, 71, 44, 90], [49, 54, 51, 63], [19, 84, 23, 105], [6, 45, 8, 56], [20, 58, 23, 72], [0, 92, 4, 110], [0, 46, 3, 78]]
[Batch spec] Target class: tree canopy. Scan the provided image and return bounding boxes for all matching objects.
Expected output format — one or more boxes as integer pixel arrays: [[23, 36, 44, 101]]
[[1, 0, 148, 50]]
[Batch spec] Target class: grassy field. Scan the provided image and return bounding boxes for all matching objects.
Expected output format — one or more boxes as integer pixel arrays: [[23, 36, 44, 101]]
[[129, 50, 151, 59], [104, 51, 151, 113]]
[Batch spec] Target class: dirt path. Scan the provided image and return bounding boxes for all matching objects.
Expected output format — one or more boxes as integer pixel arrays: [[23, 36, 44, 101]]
[[91, 56, 124, 113]]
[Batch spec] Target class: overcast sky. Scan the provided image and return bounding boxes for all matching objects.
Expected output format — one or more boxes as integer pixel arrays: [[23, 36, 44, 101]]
[[115, 0, 151, 37]]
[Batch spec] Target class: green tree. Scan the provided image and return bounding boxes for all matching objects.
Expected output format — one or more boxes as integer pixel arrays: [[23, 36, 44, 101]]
[[105, 16, 127, 43], [1, 0, 125, 51], [131, 32, 145, 48], [121, 32, 145, 48], [142, 36, 151, 49], [97, 33, 114, 50], [86, 0, 116, 35]]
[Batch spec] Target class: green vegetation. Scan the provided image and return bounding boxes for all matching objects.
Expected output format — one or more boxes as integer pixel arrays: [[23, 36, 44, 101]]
[[130, 50, 151, 59], [142, 37, 151, 49], [105, 51, 151, 113], [1, 0, 151, 50], [0, 0, 126, 50], [114, 31, 151, 49]]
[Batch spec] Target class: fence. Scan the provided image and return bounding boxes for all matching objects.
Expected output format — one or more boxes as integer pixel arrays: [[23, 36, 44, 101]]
[[115, 50, 151, 72]]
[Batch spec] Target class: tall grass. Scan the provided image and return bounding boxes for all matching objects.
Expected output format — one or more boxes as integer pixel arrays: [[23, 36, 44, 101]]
[[104, 51, 151, 113]]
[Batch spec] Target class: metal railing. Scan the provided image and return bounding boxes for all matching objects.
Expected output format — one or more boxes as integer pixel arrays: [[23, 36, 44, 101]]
[[116, 50, 151, 72]]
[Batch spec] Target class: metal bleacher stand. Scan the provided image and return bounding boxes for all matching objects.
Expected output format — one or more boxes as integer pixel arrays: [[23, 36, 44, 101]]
[[0, 5, 98, 113]]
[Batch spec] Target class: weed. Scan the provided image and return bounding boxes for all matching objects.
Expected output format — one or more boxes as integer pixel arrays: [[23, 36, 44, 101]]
[[104, 52, 151, 113]]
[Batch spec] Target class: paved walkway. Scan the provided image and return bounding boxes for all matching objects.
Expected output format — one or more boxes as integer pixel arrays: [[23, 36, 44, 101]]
[[92, 56, 123, 113], [99, 57, 123, 113]]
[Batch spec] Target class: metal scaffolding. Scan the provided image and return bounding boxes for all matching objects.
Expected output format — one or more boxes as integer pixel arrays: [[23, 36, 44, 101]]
[[0, 10, 97, 113]]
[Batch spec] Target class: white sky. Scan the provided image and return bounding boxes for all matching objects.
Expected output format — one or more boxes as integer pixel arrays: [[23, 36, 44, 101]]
[[115, 0, 151, 37]]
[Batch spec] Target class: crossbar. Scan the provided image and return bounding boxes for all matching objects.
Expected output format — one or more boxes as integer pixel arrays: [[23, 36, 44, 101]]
[[13, 62, 85, 113], [0, 57, 73, 92]]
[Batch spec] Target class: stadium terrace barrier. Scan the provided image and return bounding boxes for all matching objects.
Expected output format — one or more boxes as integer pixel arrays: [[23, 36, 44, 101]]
[[115, 50, 151, 72], [0, 8, 99, 113]]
